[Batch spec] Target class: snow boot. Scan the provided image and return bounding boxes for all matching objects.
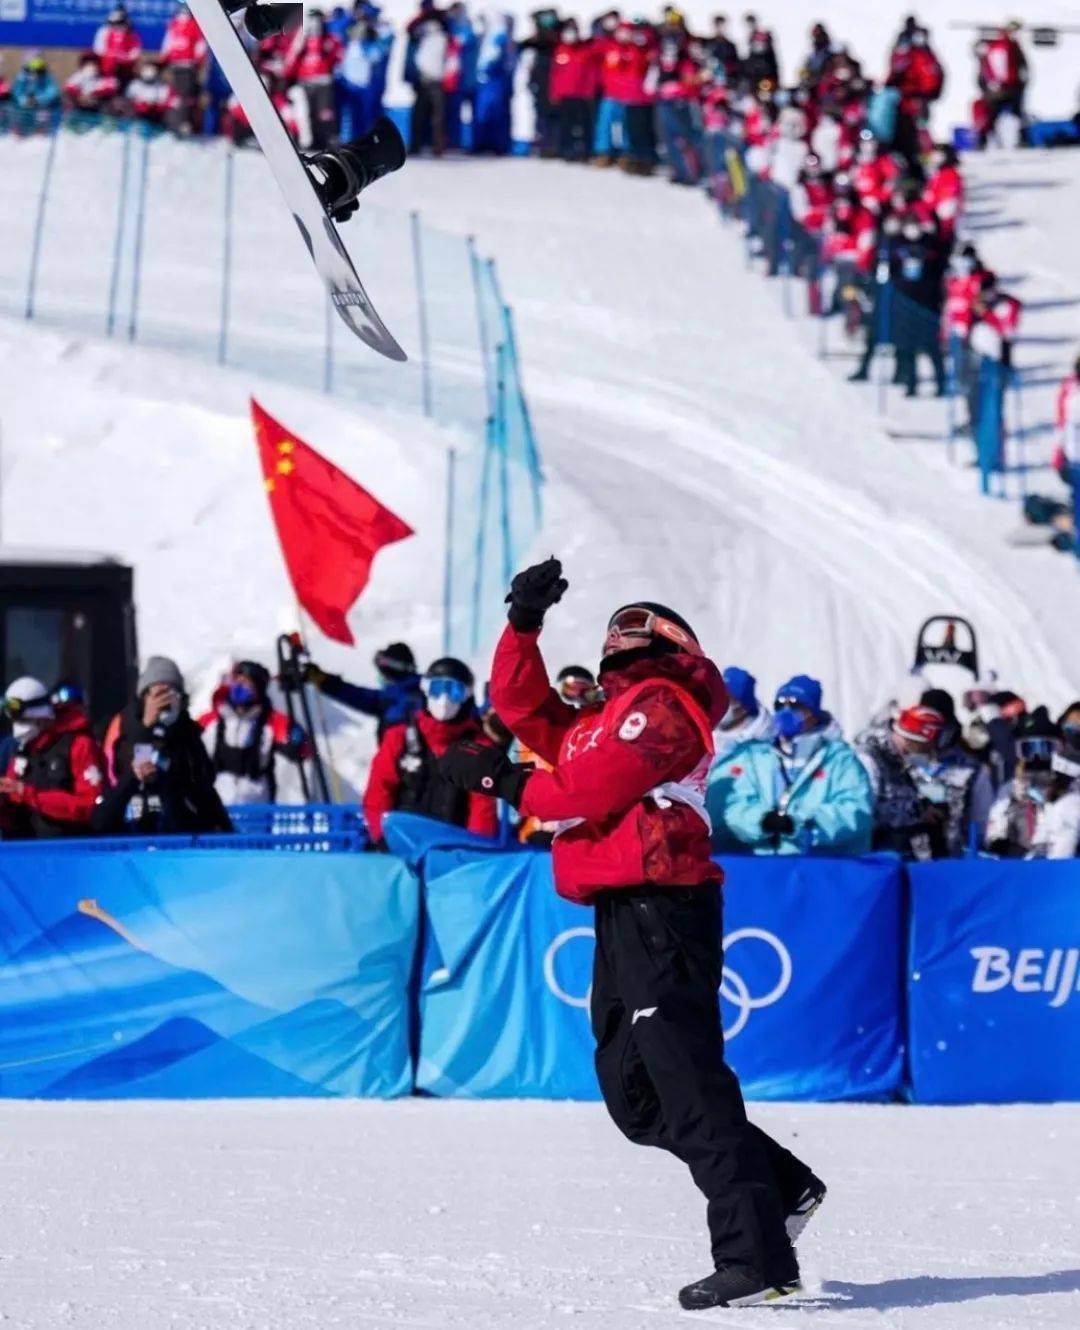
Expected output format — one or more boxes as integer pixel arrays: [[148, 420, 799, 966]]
[[678, 1264, 803, 1311], [305, 116, 406, 223], [785, 1175, 827, 1243]]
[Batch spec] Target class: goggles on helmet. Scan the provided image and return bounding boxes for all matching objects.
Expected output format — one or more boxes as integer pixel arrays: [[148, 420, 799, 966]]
[[1017, 736, 1059, 763], [2, 691, 51, 720]]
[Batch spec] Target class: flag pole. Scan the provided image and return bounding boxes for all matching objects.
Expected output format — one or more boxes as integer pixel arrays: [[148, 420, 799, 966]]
[[295, 604, 342, 804]]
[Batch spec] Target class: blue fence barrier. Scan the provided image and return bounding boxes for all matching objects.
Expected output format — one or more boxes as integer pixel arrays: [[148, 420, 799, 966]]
[[416, 846, 904, 1102], [1, 822, 1077, 1102], [908, 857, 1080, 1104], [0, 848, 419, 1098]]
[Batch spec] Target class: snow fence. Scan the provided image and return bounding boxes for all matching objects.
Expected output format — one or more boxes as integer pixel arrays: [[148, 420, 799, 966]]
[[0, 119, 543, 661], [2, 816, 1078, 1103]]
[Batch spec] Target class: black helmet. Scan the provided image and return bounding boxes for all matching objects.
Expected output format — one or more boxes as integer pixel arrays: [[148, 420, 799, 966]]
[[602, 601, 701, 672], [425, 656, 475, 689], [374, 641, 416, 679]]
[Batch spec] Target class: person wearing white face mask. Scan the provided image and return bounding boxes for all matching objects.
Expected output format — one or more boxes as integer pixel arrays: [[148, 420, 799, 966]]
[[0, 677, 106, 839], [94, 656, 231, 836], [362, 656, 499, 847]]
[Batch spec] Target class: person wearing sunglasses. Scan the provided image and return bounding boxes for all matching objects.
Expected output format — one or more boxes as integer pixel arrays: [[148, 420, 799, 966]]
[[718, 673, 873, 857], [362, 656, 499, 846], [0, 676, 106, 840], [440, 557, 822, 1312], [985, 707, 1080, 860]]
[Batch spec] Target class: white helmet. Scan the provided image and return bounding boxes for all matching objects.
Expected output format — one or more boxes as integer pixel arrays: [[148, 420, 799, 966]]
[[3, 676, 54, 721]]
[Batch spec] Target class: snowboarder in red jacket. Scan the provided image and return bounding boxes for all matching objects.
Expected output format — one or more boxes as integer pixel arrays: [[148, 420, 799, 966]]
[[440, 558, 824, 1311]]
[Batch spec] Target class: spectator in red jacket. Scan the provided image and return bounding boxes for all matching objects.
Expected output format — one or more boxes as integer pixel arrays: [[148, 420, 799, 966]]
[[93, 5, 143, 85], [160, 2, 206, 133], [63, 51, 120, 113], [654, 24, 701, 184], [970, 271, 1022, 366], [612, 20, 656, 175], [550, 20, 597, 161], [923, 143, 963, 246], [439, 558, 820, 1312], [363, 656, 498, 845], [226, 72, 298, 145], [285, 9, 344, 148], [0, 676, 105, 839], [1052, 354, 1080, 476], [978, 23, 1028, 145]]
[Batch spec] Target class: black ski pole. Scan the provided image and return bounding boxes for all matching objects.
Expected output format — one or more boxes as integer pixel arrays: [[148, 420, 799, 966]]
[[276, 633, 312, 802], [284, 633, 332, 803]]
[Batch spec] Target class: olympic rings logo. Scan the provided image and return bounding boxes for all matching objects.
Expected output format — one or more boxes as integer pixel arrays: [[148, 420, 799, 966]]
[[542, 926, 792, 1039]]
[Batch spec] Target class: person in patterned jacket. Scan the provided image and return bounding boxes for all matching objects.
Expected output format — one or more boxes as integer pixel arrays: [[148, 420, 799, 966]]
[[439, 558, 824, 1312]]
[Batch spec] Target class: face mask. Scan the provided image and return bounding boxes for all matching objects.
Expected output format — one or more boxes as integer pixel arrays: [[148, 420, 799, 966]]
[[427, 695, 464, 723], [158, 704, 181, 728], [228, 681, 257, 708], [774, 707, 806, 741], [12, 719, 43, 744]]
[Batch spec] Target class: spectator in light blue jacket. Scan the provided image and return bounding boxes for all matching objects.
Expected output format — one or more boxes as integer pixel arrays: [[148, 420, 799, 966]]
[[12, 53, 61, 116], [710, 674, 873, 856]]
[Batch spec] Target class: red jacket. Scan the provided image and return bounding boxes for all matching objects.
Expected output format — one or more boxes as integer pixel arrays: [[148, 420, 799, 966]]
[[161, 14, 207, 66], [364, 709, 499, 842], [602, 28, 654, 105], [285, 31, 344, 83], [492, 625, 726, 904], [923, 164, 963, 239], [942, 271, 981, 337], [93, 23, 142, 77], [2, 706, 106, 836], [1053, 374, 1080, 470], [549, 39, 598, 102], [888, 43, 943, 111], [981, 35, 1025, 93]]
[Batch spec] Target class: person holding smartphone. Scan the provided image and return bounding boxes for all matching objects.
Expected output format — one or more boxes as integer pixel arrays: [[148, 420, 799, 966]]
[[95, 656, 232, 836]]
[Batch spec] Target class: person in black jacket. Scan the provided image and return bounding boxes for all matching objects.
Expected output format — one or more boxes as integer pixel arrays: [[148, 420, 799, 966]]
[[95, 655, 232, 836], [304, 641, 424, 743]]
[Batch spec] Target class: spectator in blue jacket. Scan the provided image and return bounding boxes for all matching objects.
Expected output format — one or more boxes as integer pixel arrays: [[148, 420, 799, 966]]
[[305, 641, 424, 742], [338, 5, 395, 139], [712, 674, 873, 856], [471, 9, 516, 154], [12, 53, 61, 121]]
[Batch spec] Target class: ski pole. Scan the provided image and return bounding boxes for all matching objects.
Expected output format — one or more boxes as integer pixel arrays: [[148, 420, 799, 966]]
[[287, 625, 335, 803], [105, 128, 132, 338], [24, 122, 60, 321], [276, 633, 312, 802]]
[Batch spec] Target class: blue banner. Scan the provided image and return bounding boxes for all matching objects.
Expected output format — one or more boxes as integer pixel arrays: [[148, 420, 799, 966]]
[[418, 848, 904, 1101], [0, 849, 419, 1098], [0, 0, 169, 52], [908, 858, 1080, 1103]]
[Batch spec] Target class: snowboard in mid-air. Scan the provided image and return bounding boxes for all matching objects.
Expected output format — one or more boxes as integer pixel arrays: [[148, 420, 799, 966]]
[[186, 0, 408, 361]]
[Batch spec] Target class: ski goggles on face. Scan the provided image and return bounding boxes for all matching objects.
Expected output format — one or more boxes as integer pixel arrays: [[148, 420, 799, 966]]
[[2, 693, 51, 720], [603, 607, 703, 657], [559, 677, 596, 703], [422, 677, 470, 705]]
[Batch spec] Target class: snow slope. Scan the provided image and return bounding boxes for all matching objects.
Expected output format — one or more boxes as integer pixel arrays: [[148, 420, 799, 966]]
[[3, 137, 1079, 752], [1, 1099, 1078, 1329]]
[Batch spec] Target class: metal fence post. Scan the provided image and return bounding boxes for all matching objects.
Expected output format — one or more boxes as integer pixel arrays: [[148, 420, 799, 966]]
[[442, 445, 456, 656], [24, 125, 60, 321], [127, 131, 151, 343], [497, 343, 513, 587], [410, 210, 433, 417], [468, 234, 495, 417], [105, 128, 132, 337], [323, 293, 335, 394], [218, 148, 234, 366]]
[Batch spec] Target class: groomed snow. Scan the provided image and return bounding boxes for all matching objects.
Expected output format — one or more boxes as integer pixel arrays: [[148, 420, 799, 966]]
[[1, 1099, 1078, 1328]]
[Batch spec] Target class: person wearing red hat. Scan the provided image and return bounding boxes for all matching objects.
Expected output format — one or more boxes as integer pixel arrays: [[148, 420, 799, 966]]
[[440, 557, 823, 1311]]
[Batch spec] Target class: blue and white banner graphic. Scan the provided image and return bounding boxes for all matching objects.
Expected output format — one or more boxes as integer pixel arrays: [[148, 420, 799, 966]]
[[0, 849, 419, 1099], [0, 0, 169, 52], [908, 857, 1080, 1103], [417, 847, 904, 1101]]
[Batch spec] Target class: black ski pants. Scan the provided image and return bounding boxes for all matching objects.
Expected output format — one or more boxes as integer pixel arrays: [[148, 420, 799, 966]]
[[591, 885, 810, 1281], [411, 79, 446, 156]]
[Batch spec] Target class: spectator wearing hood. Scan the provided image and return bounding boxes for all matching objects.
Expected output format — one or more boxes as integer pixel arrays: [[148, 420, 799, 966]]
[[160, 1, 207, 133], [199, 660, 312, 805], [717, 674, 873, 855], [305, 641, 423, 743], [712, 666, 773, 758], [363, 656, 499, 844], [986, 707, 1080, 859], [96, 656, 232, 836], [0, 677, 106, 839]]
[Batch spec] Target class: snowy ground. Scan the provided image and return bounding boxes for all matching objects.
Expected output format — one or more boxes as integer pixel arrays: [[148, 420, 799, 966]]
[[1, 1100, 1078, 1329]]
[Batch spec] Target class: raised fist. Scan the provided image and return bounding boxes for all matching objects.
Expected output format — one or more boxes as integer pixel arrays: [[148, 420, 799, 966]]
[[505, 557, 568, 632]]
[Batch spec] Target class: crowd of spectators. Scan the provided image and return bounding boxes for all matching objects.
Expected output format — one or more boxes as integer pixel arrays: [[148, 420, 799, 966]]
[[3, 630, 1079, 861]]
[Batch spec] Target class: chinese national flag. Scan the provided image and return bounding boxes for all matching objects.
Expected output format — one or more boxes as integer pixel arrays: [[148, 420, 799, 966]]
[[252, 398, 414, 644]]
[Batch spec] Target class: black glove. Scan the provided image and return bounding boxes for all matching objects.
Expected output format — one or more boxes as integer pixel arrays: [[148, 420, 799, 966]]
[[505, 556, 568, 632], [761, 809, 796, 837], [440, 740, 531, 807]]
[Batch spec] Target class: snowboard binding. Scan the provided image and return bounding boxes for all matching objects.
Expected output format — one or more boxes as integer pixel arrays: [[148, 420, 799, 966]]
[[221, 0, 301, 41], [304, 117, 407, 223]]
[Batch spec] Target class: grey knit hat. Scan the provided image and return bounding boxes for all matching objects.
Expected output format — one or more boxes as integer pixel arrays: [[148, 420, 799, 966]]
[[137, 655, 185, 695]]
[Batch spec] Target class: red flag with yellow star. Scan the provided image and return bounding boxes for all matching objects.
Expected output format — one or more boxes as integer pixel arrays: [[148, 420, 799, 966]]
[[252, 398, 414, 644]]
